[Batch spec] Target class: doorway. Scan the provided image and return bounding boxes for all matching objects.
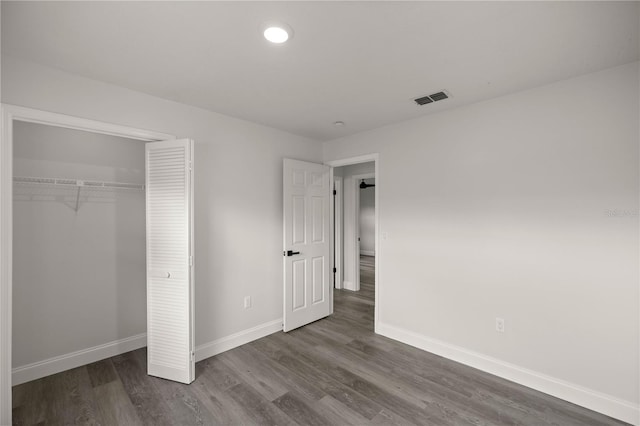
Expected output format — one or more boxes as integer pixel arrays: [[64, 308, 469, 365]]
[[326, 155, 379, 332]]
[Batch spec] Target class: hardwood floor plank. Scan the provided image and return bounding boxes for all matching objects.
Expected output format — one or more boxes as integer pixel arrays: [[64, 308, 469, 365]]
[[93, 380, 143, 426], [296, 321, 355, 345], [272, 392, 331, 426], [60, 366, 101, 426], [370, 408, 420, 426], [239, 344, 326, 401], [312, 362, 440, 425], [226, 383, 297, 426], [195, 355, 242, 391], [111, 351, 174, 426], [255, 335, 384, 420], [150, 375, 219, 426], [217, 346, 289, 402], [11, 380, 46, 426], [86, 358, 118, 388], [313, 394, 371, 425], [129, 348, 220, 426], [190, 370, 263, 426]]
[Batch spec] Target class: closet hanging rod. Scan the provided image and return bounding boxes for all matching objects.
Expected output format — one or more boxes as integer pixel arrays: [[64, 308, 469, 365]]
[[13, 176, 145, 191]]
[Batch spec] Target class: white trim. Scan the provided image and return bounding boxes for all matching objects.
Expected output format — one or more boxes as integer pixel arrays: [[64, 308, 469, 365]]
[[360, 250, 375, 256], [195, 319, 282, 362], [353, 173, 375, 179], [334, 177, 343, 290], [328, 167, 334, 315], [327, 154, 378, 168], [0, 104, 176, 424], [0, 106, 13, 426], [2, 105, 174, 141], [12, 333, 147, 386], [326, 153, 380, 333], [342, 280, 357, 291], [378, 322, 640, 426]]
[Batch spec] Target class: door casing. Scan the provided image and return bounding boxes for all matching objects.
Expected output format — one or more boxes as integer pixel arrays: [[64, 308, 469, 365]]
[[333, 176, 343, 290]]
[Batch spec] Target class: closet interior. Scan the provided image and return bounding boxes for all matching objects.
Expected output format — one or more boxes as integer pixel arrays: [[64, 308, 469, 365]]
[[12, 121, 147, 383]]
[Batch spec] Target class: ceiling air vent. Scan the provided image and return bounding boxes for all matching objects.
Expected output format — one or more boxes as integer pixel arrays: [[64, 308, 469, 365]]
[[414, 95, 433, 106], [414, 90, 450, 106]]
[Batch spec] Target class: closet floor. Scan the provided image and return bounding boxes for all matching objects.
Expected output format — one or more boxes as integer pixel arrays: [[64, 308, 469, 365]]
[[12, 255, 626, 425]]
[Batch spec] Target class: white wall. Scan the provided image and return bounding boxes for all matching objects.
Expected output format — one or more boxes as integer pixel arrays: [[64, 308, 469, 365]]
[[359, 178, 375, 256], [324, 62, 640, 418], [12, 122, 146, 368], [2, 56, 323, 356]]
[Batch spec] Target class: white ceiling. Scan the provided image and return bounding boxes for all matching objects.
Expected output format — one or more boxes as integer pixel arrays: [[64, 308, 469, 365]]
[[2, 1, 638, 141]]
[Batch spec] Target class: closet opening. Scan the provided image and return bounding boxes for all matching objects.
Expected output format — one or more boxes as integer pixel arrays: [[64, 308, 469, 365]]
[[12, 121, 148, 385], [0, 105, 190, 422]]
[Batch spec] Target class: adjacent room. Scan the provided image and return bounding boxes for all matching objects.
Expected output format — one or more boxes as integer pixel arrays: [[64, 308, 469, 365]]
[[0, 1, 638, 425]]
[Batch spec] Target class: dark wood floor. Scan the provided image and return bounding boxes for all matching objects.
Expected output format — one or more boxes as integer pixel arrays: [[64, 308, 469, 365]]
[[12, 255, 627, 425]]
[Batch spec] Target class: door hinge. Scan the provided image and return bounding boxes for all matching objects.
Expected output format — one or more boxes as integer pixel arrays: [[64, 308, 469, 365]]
[[191, 351, 195, 361], [189, 256, 193, 267], [333, 189, 337, 195], [333, 267, 337, 273]]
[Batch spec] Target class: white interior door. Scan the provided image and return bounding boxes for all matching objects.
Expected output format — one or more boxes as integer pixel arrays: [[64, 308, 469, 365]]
[[283, 159, 332, 332], [145, 139, 194, 384]]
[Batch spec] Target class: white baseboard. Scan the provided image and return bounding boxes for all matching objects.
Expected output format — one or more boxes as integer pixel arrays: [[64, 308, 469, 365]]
[[360, 250, 375, 256], [342, 280, 357, 291], [195, 318, 282, 362], [377, 322, 639, 426], [12, 333, 147, 386], [12, 319, 284, 386], [12, 318, 284, 386]]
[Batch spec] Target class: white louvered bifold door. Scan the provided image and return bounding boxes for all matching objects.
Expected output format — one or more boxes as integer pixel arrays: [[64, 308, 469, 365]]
[[145, 139, 194, 384]]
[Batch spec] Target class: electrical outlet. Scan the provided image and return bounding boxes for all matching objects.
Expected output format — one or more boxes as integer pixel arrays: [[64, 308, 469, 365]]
[[495, 317, 505, 333], [244, 296, 251, 309]]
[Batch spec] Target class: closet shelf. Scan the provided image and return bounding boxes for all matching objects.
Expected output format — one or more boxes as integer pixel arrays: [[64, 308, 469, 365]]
[[13, 176, 145, 191]]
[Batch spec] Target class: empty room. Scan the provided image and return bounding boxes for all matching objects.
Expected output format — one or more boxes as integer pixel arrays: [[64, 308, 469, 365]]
[[0, 1, 638, 425]]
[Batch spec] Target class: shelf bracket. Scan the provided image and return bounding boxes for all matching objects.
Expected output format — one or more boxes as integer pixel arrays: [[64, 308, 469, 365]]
[[74, 180, 84, 212]]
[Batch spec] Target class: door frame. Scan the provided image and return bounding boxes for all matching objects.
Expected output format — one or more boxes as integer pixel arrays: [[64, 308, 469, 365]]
[[326, 154, 379, 333], [333, 176, 343, 290], [0, 104, 175, 424], [351, 172, 375, 291]]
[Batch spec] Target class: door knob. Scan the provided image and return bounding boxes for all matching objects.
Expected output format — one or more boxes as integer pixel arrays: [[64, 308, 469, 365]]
[[284, 250, 301, 257]]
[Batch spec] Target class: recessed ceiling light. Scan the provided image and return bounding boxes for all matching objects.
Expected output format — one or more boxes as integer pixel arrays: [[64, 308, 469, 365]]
[[262, 22, 293, 44], [334, 121, 345, 127]]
